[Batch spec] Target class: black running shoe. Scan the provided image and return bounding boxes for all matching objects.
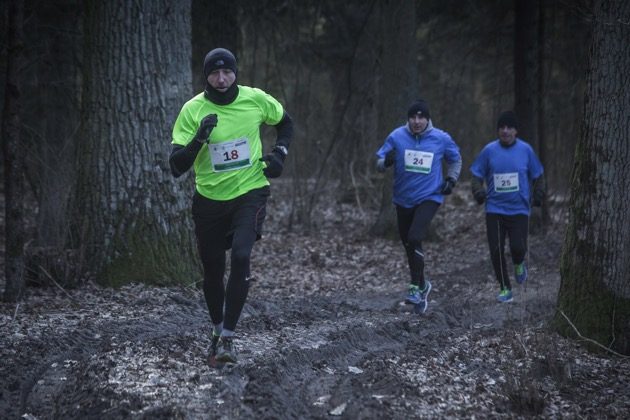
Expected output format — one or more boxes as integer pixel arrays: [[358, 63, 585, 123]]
[[207, 334, 221, 366], [215, 336, 237, 364], [210, 334, 220, 355]]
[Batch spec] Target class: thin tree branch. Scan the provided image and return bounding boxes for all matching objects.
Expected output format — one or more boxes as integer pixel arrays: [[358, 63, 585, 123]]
[[558, 310, 629, 358], [38, 264, 76, 302]]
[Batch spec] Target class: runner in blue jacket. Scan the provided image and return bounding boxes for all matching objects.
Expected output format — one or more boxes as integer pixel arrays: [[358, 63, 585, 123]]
[[376, 99, 462, 313], [470, 111, 545, 303]]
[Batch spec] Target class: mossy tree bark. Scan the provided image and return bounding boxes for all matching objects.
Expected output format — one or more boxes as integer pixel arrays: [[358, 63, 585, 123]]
[[74, 0, 200, 286], [556, 0, 630, 355]]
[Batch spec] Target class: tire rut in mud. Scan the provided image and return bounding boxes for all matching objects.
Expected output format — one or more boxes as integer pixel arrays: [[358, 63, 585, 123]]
[[210, 268, 559, 418], [5, 254, 560, 418], [14, 295, 207, 419], [211, 289, 483, 417]]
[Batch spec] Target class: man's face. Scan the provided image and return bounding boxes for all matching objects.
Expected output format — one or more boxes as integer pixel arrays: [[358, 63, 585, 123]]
[[408, 114, 428, 135], [498, 125, 517, 145], [207, 68, 236, 92]]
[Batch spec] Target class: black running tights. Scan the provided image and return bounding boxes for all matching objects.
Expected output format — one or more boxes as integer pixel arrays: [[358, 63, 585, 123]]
[[485, 212, 529, 291], [396, 200, 440, 288], [192, 187, 269, 332]]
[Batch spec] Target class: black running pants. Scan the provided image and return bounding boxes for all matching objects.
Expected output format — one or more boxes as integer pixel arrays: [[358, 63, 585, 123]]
[[485, 212, 529, 291], [192, 186, 269, 332], [396, 200, 440, 289]]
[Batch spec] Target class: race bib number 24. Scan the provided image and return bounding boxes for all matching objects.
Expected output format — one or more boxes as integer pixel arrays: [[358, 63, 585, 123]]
[[404, 150, 434, 174]]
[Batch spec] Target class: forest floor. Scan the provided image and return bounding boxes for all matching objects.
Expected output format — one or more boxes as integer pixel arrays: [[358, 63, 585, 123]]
[[1, 182, 629, 419]]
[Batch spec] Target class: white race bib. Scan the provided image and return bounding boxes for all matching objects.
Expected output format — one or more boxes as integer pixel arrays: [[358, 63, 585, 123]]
[[404, 150, 434, 174], [494, 172, 519, 192], [209, 138, 252, 172]]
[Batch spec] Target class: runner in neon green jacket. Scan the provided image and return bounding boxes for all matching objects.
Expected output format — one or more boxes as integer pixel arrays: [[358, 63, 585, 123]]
[[169, 48, 293, 365]]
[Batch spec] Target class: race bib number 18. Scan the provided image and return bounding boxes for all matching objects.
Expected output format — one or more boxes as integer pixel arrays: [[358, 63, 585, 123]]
[[210, 138, 251, 172], [494, 172, 519, 192]]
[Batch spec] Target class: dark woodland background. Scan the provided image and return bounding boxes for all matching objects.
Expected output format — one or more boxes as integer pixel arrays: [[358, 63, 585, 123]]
[[0, 0, 589, 261], [1, 0, 629, 354]]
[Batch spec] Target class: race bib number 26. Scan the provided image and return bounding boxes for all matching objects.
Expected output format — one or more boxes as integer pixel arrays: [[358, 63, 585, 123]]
[[210, 138, 251, 172]]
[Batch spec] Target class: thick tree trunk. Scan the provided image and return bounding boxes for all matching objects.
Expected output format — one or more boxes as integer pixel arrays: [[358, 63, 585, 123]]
[[556, 0, 630, 355], [74, 0, 199, 286], [371, 0, 417, 237], [2, 0, 26, 301]]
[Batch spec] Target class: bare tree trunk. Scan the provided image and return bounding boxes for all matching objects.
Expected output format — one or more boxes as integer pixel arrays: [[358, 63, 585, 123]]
[[371, 0, 418, 237], [27, 1, 83, 250], [536, 0, 550, 226], [73, 0, 199, 286], [514, 0, 539, 142], [556, 0, 630, 355], [2, 0, 25, 301], [22, 1, 84, 286], [515, 0, 548, 232]]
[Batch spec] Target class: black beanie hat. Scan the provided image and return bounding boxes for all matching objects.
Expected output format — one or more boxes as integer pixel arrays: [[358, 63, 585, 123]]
[[203, 48, 237, 78], [407, 99, 430, 119], [497, 111, 518, 129]]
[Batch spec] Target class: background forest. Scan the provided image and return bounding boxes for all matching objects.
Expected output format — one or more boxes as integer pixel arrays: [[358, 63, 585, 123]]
[[0, 0, 590, 288], [2, 1, 630, 417]]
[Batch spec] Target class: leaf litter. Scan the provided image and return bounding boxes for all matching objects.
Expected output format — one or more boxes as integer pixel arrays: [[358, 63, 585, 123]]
[[1, 182, 629, 418]]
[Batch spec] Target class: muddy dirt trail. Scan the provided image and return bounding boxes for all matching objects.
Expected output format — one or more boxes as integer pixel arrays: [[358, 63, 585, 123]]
[[1, 191, 629, 418]]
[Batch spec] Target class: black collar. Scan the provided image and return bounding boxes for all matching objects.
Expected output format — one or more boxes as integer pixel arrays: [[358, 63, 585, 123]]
[[204, 83, 239, 105]]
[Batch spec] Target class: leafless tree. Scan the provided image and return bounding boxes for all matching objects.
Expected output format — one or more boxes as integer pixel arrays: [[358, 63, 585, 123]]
[[2, 0, 25, 301]]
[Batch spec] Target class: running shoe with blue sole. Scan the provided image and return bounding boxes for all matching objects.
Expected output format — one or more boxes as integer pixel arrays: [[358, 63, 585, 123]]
[[497, 288, 513, 303], [515, 262, 528, 284], [405, 284, 421, 305], [414, 280, 432, 314]]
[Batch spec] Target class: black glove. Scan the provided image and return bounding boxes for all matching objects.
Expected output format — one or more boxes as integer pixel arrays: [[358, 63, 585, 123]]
[[439, 177, 456, 195], [260, 150, 285, 178], [194, 114, 218, 143], [474, 190, 486, 205], [532, 188, 544, 207], [384, 150, 395, 167], [532, 176, 545, 207]]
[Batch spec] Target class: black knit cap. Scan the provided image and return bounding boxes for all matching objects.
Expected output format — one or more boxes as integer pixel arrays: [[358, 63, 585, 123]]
[[203, 48, 237, 78], [497, 111, 518, 129], [407, 99, 430, 119]]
